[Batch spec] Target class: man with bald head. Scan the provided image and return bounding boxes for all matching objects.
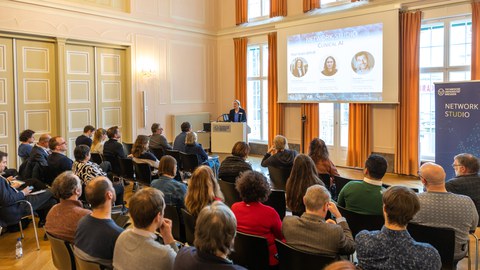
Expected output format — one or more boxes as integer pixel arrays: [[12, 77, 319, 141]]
[[412, 162, 478, 263]]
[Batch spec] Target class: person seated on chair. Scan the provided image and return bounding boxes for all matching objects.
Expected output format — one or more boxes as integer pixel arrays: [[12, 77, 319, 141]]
[[184, 132, 219, 175], [174, 201, 247, 270], [356, 186, 441, 270], [113, 187, 178, 270], [173, 121, 191, 152], [45, 171, 91, 243], [308, 138, 340, 184], [151, 155, 187, 209], [47, 136, 74, 184], [185, 166, 224, 218], [0, 150, 56, 228], [74, 176, 124, 268], [218, 141, 252, 183], [131, 135, 159, 169], [231, 171, 284, 267], [91, 128, 107, 154], [282, 184, 355, 256], [286, 154, 324, 216], [446, 153, 480, 225], [103, 126, 127, 176], [412, 162, 478, 264], [149, 123, 172, 151], [337, 154, 387, 215], [72, 145, 123, 206], [75, 125, 95, 147], [20, 133, 51, 180], [18, 129, 35, 164], [261, 135, 297, 169]]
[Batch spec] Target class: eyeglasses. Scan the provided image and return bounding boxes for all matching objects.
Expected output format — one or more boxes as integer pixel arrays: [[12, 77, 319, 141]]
[[451, 163, 462, 168]]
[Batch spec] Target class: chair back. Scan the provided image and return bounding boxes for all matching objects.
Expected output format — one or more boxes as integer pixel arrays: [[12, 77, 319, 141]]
[[407, 223, 455, 270], [264, 189, 286, 220], [164, 205, 185, 243], [218, 179, 242, 207], [318, 173, 331, 189], [333, 176, 359, 200], [337, 206, 384, 238], [268, 166, 292, 191], [90, 153, 103, 165], [118, 158, 135, 181], [151, 148, 165, 160], [180, 208, 196, 246], [165, 150, 182, 170], [103, 154, 121, 176], [180, 152, 200, 173], [275, 239, 336, 270], [230, 231, 270, 270], [75, 254, 104, 270], [122, 142, 133, 156], [133, 162, 152, 186], [46, 232, 76, 270]]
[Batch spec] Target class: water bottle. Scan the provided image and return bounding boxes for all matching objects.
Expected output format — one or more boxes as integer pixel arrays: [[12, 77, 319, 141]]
[[15, 238, 23, 259]]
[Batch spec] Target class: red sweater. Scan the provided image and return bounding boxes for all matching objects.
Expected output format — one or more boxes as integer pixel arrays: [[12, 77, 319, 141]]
[[231, 201, 284, 266]]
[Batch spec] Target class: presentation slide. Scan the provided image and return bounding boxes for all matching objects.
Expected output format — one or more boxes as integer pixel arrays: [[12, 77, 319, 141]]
[[287, 23, 383, 102]]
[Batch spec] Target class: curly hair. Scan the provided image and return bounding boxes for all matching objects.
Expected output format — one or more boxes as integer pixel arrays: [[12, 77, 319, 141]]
[[286, 154, 323, 213], [131, 135, 149, 157], [19, 129, 35, 142], [308, 138, 330, 163], [235, 170, 271, 203], [51, 171, 81, 200], [185, 166, 224, 216]]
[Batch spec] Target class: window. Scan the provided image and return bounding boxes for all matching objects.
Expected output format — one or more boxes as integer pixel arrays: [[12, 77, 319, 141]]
[[419, 18, 471, 161], [248, 0, 269, 20], [319, 103, 349, 165], [247, 43, 269, 142], [321, 0, 352, 7]]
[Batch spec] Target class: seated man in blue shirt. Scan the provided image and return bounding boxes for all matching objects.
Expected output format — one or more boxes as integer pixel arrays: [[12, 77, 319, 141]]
[[356, 186, 441, 270]]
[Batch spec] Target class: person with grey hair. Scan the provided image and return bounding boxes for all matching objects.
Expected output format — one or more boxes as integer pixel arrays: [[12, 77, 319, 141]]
[[174, 201, 246, 270], [149, 122, 172, 151], [446, 153, 480, 225], [261, 135, 297, 169], [185, 132, 219, 174], [282, 184, 355, 256], [412, 162, 478, 264], [45, 172, 91, 243]]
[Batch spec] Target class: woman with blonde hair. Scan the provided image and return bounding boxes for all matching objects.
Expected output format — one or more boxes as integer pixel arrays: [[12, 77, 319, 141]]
[[261, 135, 297, 169], [91, 128, 107, 154], [131, 135, 159, 168], [185, 165, 224, 217]]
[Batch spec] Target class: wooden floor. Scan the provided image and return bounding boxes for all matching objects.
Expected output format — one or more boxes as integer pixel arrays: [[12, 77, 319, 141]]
[[0, 154, 477, 270]]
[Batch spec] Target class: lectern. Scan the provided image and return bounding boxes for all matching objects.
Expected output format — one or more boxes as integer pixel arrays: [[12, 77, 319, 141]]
[[211, 122, 247, 153]]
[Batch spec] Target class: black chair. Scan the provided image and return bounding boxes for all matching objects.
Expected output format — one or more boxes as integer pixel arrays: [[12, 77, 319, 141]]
[[0, 200, 40, 251], [407, 223, 455, 270], [264, 189, 286, 220], [180, 208, 196, 246], [333, 176, 359, 200], [90, 153, 103, 165], [133, 162, 153, 186], [337, 205, 384, 238], [103, 154, 121, 177], [164, 205, 185, 243], [268, 166, 292, 191], [230, 231, 270, 270], [122, 142, 133, 156], [180, 152, 200, 174], [218, 179, 242, 207], [150, 147, 165, 160], [118, 158, 135, 182], [165, 150, 182, 170], [46, 232, 77, 270], [275, 239, 337, 270], [382, 183, 420, 193], [318, 173, 331, 189]]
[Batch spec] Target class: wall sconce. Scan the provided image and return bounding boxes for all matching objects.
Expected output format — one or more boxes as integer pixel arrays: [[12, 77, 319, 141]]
[[141, 68, 154, 78]]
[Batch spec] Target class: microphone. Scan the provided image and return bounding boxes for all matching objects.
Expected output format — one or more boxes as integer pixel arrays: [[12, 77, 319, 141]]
[[216, 113, 228, 122]]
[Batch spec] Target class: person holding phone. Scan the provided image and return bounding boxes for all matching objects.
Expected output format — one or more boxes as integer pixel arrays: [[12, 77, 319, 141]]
[[228, 100, 247, 122]]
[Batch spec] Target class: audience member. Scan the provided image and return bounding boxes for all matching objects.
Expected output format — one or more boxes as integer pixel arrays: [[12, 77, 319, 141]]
[[103, 126, 127, 175], [174, 201, 246, 270], [337, 154, 386, 215], [149, 123, 172, 151], [45, 172, 91, 243], [286, 154, 324, 215], [91, 128, 107, 154], [113, 187, 178, 270], [21, 133, 51, 179], [0, 151, 56, 228], [185, 166, 223, 217], [282, 185, 355, 256], [184, 132, 219, 173], [308, 138, 340, 182], [47, 136, 73, 183], [412, 162, 478, 263], [173, 121, 191, 152], [261, 135, 297, 168], [218, 141, 252, 183], [151, 155, 187, 209], [446, 153, 480, 225], [74, 176, 124, 268], [75, 125, 95, 147], [131, 134, 159, 169], [18, 129, 35, 164], [356, 186, 441, 270], [231, 171, 284, 267]]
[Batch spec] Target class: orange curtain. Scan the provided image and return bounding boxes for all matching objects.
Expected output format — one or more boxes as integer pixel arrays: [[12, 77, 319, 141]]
[[303, 0, 320, 13], [236, 0, 248, 25], [346, 104, 371, 168], [472, 1, 480, 80], [268, 32, 284, 146], [234, 38, 248, 110], [271, 0, 287, 17], [395, 11, 422, 175], [301, 104, 319, 153]]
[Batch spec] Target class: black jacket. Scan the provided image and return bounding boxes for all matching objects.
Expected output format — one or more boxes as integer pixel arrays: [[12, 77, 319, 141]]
[[228, 108, 247, 122]]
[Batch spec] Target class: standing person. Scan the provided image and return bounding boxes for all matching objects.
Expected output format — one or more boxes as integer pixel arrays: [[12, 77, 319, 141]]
[[91, 128, 107, 154], [75, 125, 96, 147], [228, 100, 247, 123], [149, 123, 172, 151], [218, 141, 252, 183], [18, 129, 35, 164], [261, 135, 297, 169], [47, 136, 74, 183], [308, 138, 340, 182], [173, 122, 191, 152]]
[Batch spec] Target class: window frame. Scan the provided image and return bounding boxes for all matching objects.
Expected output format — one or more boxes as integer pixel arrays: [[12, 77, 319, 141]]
[[248, 0, 270, 22]]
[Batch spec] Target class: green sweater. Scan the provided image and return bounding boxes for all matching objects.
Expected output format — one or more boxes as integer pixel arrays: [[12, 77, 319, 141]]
[[337, 180, 383, 215]]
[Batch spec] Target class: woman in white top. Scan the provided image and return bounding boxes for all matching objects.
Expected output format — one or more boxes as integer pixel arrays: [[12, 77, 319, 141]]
[[91, 128, 107, 154]]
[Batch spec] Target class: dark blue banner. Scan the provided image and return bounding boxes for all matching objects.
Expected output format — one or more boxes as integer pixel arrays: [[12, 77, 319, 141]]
[[435, 81, 480, 179]]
